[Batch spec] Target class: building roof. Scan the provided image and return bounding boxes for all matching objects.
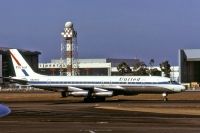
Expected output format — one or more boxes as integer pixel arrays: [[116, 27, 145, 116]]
[[106, 58, 140, 67], [183, 49, 200, 61]]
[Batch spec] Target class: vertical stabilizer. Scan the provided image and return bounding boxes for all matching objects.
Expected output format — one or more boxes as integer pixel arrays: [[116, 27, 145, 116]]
[[9, 49, 39, 77]]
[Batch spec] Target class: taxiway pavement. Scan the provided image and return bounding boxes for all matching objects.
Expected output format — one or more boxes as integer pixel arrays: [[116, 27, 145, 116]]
[[0, 92, 200, 133]]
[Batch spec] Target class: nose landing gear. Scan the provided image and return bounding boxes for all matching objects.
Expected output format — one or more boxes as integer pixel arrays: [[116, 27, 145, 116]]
[[162, 93, 168, 101]]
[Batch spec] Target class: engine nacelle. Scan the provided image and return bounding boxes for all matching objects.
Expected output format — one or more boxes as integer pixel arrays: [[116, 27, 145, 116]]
[[69, 91, 88, 97], [68, 86, 83, 92], [94, 91, 113, 97]]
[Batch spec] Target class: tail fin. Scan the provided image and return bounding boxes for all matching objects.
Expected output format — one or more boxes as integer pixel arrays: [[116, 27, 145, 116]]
[[9, 49, 39, 77]]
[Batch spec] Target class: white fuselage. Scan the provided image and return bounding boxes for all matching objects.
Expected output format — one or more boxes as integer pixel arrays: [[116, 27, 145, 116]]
[[16, 75, 185, 94]]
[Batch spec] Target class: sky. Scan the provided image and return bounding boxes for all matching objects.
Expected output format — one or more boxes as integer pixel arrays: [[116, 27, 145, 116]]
[[0, 0, 200, 65]]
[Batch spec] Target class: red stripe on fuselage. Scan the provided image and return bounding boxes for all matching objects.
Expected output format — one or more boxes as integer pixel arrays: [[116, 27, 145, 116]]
[[10, 51, 21, 66]]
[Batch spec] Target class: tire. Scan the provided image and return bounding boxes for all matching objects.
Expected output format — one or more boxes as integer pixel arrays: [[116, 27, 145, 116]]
[[84, 97, 94, 103], [95, 97, 106, 102], [61, 92, 67, 98]]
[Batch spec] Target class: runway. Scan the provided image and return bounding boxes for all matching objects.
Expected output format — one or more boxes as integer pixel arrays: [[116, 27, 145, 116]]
[[1, 92, 200, 133]]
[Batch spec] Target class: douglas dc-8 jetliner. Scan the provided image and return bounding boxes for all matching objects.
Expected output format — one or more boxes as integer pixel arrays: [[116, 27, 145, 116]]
[[9, 49, 185, 102]]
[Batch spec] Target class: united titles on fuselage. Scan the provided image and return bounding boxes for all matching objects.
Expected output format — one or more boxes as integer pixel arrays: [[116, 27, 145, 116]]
[[119, 77, 141, 82]]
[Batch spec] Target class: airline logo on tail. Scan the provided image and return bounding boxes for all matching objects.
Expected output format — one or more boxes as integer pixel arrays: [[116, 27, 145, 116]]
[[9, 49, 30, 77]]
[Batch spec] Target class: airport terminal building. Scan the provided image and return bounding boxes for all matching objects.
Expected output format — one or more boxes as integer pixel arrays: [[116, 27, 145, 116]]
[[39, 58, 140, 76], [39, 58, 179, 82]]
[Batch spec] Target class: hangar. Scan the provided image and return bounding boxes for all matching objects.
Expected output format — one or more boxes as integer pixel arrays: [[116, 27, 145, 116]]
[[179, 49, 200, 83], [0, 47, 40, 86]]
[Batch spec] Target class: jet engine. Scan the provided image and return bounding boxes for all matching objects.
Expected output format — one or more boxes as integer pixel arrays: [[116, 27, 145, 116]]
[[93, 87, 113, 97], [69, 91, 88, 97], [93, 91, 113, 97]]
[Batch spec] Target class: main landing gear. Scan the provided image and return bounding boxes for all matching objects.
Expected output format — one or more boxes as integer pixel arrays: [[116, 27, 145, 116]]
[[61, 91, 67, 98], [162, 92, 168, 101], [84, 97, 106, 103]]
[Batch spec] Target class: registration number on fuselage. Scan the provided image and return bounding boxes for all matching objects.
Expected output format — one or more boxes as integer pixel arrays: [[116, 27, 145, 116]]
[[30, 79, 40, 81]]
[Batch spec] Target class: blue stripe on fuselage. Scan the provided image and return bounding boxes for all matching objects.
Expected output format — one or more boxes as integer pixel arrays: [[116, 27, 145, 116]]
[[28, 81, 172, 85]]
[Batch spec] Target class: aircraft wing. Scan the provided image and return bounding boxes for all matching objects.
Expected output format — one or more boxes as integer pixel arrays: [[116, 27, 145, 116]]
[[61, 85, 125, 97]]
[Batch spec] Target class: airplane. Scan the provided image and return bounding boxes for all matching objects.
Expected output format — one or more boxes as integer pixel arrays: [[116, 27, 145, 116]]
[[9, 49, 185, 102], [0, 104, 11, 117]]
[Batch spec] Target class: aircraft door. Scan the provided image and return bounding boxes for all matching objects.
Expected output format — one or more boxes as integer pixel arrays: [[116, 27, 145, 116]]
[[47, 79, 51, 87], [141, 79, 145, 88]]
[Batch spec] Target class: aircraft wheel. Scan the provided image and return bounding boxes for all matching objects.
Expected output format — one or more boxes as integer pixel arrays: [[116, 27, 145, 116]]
[[61, 91, 67, 98], [84, 97, 94, 103], [95, 97, 106, 102], [162, 93, 168, 102], [163, 97, 168, 101]]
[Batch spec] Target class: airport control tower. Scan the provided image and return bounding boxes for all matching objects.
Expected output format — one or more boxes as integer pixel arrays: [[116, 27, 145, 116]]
[[61, 21, 78, 76]]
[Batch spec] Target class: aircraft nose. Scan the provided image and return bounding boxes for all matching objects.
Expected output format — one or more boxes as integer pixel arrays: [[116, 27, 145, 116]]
[[180, 85, 186, 91]]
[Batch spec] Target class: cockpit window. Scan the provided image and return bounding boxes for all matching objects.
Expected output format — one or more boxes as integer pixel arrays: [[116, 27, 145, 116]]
[[170, 80, 179, 85]]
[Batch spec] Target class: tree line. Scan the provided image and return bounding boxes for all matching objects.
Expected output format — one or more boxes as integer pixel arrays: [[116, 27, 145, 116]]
[[117, 59, 171, 77]]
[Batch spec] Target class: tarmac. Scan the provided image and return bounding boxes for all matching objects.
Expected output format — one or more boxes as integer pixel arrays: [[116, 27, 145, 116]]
[[1, 92, 200, 133]]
